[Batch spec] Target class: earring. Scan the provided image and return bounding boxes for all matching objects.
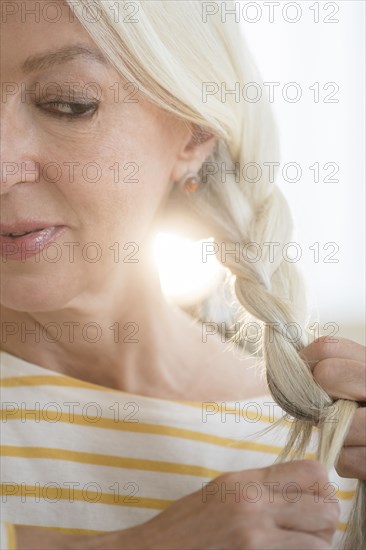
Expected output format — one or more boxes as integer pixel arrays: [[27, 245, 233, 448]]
[[177, 171, 201, 193]]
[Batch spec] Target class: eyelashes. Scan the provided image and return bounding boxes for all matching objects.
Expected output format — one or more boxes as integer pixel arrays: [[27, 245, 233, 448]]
[[35, 100, 99, 120]]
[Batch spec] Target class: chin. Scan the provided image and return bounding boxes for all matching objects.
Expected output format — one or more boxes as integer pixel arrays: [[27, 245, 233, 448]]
[[0, 265, 79, 312]]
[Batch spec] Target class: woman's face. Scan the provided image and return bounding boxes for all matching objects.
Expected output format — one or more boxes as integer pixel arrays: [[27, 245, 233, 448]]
[[0, 0, 194, 312]]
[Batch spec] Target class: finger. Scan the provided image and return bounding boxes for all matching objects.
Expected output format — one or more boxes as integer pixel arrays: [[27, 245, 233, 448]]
[[253, 459, 332, 498], [299, 337, 366, 369], [231, 528, 333, 550], [336, 447, 366, 479], [312, 359, 366, 401], [270, 495, 339, 542], [268, 530, 332, 550], [343, 408, 366, 446]]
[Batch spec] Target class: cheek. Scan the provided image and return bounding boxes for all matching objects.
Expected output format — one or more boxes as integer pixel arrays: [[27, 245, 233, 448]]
[[48, 132, 173, 245], [35, 100, 177, 245]]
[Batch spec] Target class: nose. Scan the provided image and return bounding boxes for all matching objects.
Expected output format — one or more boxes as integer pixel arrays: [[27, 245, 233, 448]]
[[0, 101, 41, 194]]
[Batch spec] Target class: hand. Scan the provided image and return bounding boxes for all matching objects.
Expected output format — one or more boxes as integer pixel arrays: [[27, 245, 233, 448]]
[[300, 335, 366, 480], [140, 460, 339, 550]]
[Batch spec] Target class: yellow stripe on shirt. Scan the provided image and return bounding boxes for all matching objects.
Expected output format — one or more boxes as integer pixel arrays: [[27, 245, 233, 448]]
[[1, 445, 223, 478], [1, 408, 301, 455]]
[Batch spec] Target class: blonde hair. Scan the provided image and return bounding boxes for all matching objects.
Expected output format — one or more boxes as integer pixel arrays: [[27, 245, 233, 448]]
[[67, 1, 364, 547]]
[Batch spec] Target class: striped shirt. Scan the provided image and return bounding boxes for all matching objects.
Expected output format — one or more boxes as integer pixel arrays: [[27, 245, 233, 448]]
[[0, 350, 358, 549]]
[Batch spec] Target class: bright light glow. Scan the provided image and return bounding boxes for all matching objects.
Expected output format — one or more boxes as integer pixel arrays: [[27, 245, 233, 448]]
[[152, 233, 225, 306]]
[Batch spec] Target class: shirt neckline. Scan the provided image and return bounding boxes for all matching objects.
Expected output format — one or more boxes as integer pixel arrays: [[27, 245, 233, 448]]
[[0, 349, 271, 406]]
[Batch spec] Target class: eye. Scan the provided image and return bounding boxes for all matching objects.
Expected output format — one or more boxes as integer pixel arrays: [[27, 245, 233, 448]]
[[36, 100, 99, 119]]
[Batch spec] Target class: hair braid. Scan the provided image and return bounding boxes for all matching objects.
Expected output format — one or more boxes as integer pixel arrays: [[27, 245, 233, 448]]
[[190, 140, 365, 550]]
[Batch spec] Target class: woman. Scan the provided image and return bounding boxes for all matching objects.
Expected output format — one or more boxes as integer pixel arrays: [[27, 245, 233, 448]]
[[1, 1, 365, 549]]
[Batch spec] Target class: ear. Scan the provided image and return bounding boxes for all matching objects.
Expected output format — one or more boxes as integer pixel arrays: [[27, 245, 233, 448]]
[[170, 125, 218, 184]]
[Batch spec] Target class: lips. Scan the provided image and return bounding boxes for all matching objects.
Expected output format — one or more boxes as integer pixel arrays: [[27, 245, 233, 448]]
[[0, 222, 67, 261], [0, 221, 59, 235], [0, 228, 45, 238]]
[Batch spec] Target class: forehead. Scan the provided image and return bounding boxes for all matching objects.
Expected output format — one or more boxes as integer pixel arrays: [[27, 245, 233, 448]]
[[1, 0, 98, 73]]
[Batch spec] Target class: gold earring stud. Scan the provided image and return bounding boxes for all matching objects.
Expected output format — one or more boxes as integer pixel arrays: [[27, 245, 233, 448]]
[[177, 172, 201, 193]]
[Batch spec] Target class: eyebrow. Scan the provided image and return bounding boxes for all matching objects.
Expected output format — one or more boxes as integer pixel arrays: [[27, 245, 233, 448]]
[[21, 44, 108, 74]]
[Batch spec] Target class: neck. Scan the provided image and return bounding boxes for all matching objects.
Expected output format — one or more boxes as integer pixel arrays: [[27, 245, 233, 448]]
[[0, 247, 201, 397]]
